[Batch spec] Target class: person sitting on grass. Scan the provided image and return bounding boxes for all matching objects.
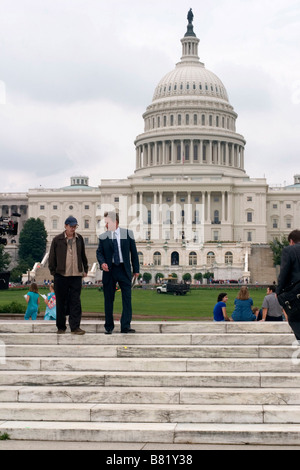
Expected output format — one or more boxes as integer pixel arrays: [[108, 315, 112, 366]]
[[231, 286, 257, 322], [213, 293, 232, 322]]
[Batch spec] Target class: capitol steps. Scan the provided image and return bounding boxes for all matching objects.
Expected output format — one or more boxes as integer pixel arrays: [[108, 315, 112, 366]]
[[0, 321, 300, 445]]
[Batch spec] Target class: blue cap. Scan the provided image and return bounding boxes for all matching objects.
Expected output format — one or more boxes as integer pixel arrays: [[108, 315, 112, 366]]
[[65, 216, 78, 227]]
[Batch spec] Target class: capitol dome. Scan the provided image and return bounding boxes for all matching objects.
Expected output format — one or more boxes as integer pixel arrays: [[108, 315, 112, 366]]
[[152, 9, 229, 104], [134, 10, 246, 177], [152, 60, 229, 103]]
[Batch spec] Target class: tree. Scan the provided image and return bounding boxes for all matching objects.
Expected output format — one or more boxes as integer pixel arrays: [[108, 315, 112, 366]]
[[0, 245, 11, 272], [143, 272, 152, 284], [194, 273, 203, 283], [182, 273, 192, 282], [270, 236, 289, 266], [203, 272, 214, 280], [155, 273, 164, 283], [9, 260, 31, 283], [18, 218, 47, 267]]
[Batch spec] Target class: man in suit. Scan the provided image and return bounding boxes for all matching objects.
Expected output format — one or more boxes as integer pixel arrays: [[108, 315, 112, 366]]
[[277, 230, 300, 340], [96, 211, 140, 334]]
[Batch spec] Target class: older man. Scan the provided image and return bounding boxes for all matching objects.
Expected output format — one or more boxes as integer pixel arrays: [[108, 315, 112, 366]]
[[49, 216, 88, 335]]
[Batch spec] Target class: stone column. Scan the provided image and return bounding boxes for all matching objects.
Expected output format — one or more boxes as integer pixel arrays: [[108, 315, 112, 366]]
[[208, 141, 212, 165], [207, 192, 211, 223], [240, 146, 245, 169], [173, 192, 178, 241], [225, 142, 229, 166], [172, 141, 176, 165], [222, 192, 226, 223]]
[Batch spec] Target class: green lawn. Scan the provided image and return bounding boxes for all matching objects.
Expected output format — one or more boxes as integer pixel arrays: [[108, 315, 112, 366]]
[[0, 286, 268, 321]]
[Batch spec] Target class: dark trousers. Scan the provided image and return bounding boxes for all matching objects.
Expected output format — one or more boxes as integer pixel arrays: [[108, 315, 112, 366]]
[[103, 264, 132, 332], [54, 274, 83, 331], [266, 315, 283, 322]]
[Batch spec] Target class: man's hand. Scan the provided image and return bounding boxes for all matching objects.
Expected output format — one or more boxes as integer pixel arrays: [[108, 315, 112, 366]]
[[102, 263, 109, 272]]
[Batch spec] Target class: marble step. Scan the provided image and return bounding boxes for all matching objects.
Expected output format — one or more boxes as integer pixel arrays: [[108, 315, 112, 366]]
[[0, 370, 299, 388], [1, 357, 300, 373], [1, 402, 300, 424], [2, 386, 300, 406], [0, 370, 262, 387], [0, 321, 293, 335], [0, 333, 295, 347], [0, 421, 176, 443], [2, 344, 298, 358], [1, 421, 300, 445], [174, 423, 300, 445]]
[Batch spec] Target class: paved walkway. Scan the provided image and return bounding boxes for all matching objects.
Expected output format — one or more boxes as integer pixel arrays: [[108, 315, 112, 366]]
[[1, 441, 300, 450]]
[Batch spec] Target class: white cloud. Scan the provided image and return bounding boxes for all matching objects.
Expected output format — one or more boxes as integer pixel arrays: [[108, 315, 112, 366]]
[[0, 0, 299, 191]]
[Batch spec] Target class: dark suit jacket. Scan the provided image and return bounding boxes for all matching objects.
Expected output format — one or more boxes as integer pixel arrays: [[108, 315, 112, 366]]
[[277, 243, 300, 294], [96, 228, 140, 281]]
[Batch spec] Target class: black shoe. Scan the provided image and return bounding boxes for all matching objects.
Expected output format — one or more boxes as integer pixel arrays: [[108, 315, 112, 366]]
[[105, 330, 113, 335], [121, 328, 136, 334]]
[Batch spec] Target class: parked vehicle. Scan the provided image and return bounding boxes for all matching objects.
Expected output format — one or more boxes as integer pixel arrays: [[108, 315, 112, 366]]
[[157, 278, 190, 296]]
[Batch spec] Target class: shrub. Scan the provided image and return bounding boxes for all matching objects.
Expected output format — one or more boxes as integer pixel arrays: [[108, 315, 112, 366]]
[[0, 302, 26, 314], [143, 272, 152, 284], [155, 273, 165, 283]]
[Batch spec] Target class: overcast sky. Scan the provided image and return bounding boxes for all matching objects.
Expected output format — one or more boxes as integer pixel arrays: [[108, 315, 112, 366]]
[[0, 0, 299, 192]]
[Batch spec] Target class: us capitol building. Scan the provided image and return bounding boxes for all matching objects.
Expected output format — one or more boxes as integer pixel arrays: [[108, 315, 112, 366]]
[[2, 11, 300, 284]]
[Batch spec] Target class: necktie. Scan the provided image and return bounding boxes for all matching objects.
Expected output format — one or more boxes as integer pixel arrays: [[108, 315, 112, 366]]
[[113, 232, 120, 266]]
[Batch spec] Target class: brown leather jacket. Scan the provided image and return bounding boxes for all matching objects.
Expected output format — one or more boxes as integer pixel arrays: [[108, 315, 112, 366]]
[[49, 232, 89, 276]]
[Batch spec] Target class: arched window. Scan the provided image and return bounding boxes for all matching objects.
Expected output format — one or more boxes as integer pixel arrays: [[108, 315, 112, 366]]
[[225, 252, 233, 265], [207, 252, 215, 265], [154, 252, 162, 266], [189, 252, 197, 266], [171, 252, 179, 266]]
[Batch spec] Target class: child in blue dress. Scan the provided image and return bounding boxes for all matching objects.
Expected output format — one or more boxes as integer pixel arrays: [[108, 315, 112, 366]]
[[43, 283, 57, 321], [24, 283, 40, 321]]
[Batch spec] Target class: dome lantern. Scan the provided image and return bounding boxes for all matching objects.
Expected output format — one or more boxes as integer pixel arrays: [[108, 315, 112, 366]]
[[181, 8, 200, 63]]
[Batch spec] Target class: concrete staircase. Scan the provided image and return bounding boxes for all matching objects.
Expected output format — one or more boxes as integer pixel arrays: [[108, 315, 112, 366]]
[[249, 245, 277, 285], [0, 321, 300, 446]]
